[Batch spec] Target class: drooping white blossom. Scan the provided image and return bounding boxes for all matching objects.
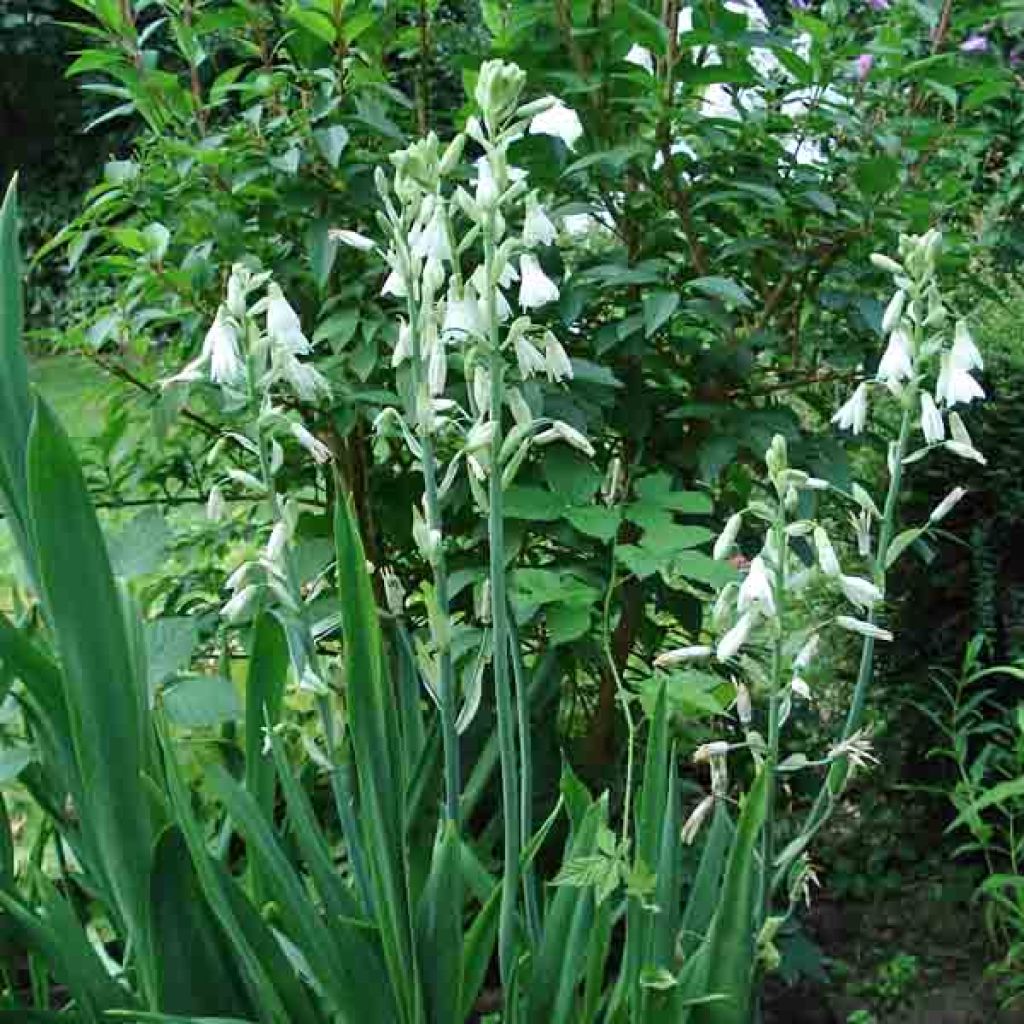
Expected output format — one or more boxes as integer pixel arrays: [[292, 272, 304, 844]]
[[528, 98, 584, 150], [950, 319, 983, 371], [832, 382, 869, 434], [266, 284, 311, 355], [814, 526, 841, 577], [331, 228, 376, 252], [936, 351, 985, 407], [544, 331, 573, 382], [876, 327, 913, 387], [518, 254, 560, 309], [535, 420, 595, 457], [514, 334, 546, 378], [717, 611, 756, 660], [291, 422, 332, 464], [737, 555, 775, 616], [881, 290, 906, 334], [945, 411, 987, 464], [523, 193, 558, 247], [838, 574, 882, 611], [835, 615, 893, 642]]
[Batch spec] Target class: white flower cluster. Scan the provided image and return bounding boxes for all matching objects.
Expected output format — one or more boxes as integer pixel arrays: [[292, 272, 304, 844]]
[[833, 230, 986, 470], [165, 266, 335, 673], [167, 264, 331, 408], [655, 435, 885, 698], [336, 60, 590, 516]]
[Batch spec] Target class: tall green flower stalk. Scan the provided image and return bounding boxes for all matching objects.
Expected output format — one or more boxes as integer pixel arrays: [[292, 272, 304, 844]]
[[340, 58, 589, 985], [658, 231, 989, 969], [162, 263, 378, 904]]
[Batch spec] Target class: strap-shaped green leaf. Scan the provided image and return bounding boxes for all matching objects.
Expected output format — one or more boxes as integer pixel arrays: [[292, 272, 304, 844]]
[[149, 826, 255, 1017], [0, 179, 36, 579], [416, 822, 463, 1024], [26, 397, 154, 963], [334, 491, 419, 1022], [691, 769, 768, 1024]]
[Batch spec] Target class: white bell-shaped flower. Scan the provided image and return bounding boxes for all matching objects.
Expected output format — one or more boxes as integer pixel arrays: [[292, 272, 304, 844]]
[[945, 411, 987, 464], [832, 382, 868, 435], [442, 286, 484, 343], [516, 333, 548, 378], [713, 512, 743, 561], [950, 320, 983, 371], [936, 351, 984, 407], [523, 193, 558, 247], [331, 229, 376, 252], [876, 327, 913, 387], [381, 267, 407, 298], [208, 315, 245, 388], [529, 97, 584, 150], [737, 555, 775, 617], [717, 610, 756, 660], [266, 284, 311, 355], [543, 331, 572, 382], [518, 254, 560, 309], [930, 486, 967, 523], [392, 319, 412, 367]]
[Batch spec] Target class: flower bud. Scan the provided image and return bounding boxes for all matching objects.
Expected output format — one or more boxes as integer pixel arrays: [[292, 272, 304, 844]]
[[713, 512, 743, 561]]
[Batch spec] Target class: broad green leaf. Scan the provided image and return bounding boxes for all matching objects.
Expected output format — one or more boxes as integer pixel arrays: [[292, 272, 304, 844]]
[[417, 823, 463, 1024], [692, 769, 767, 1024], [504, 485, 564, 521], [335, 492, 418, 1021], [643, 291, 680, 338], [313, 125, 350, 167], [26, 397, 154, 959], [565, 505, 621, 542], [162, 675, 242, 727], [688, 276, 752, 309], [245, 613, 289, 817], [108, 508, 172, 579], [149, 826, 254, 1017], [0, 180, 36, 577], [146, 617, 200, 688]]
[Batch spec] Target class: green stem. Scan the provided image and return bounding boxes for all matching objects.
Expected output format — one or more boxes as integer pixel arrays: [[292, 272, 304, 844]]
[[602, 548, 636, 847], [772, 398, 914, 893], [760, 506, 788, 926], [508, 612, 540, 947], [403, 263, 461, 830], [484, 212, 521, 983], [252, 414, 373, 910]]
